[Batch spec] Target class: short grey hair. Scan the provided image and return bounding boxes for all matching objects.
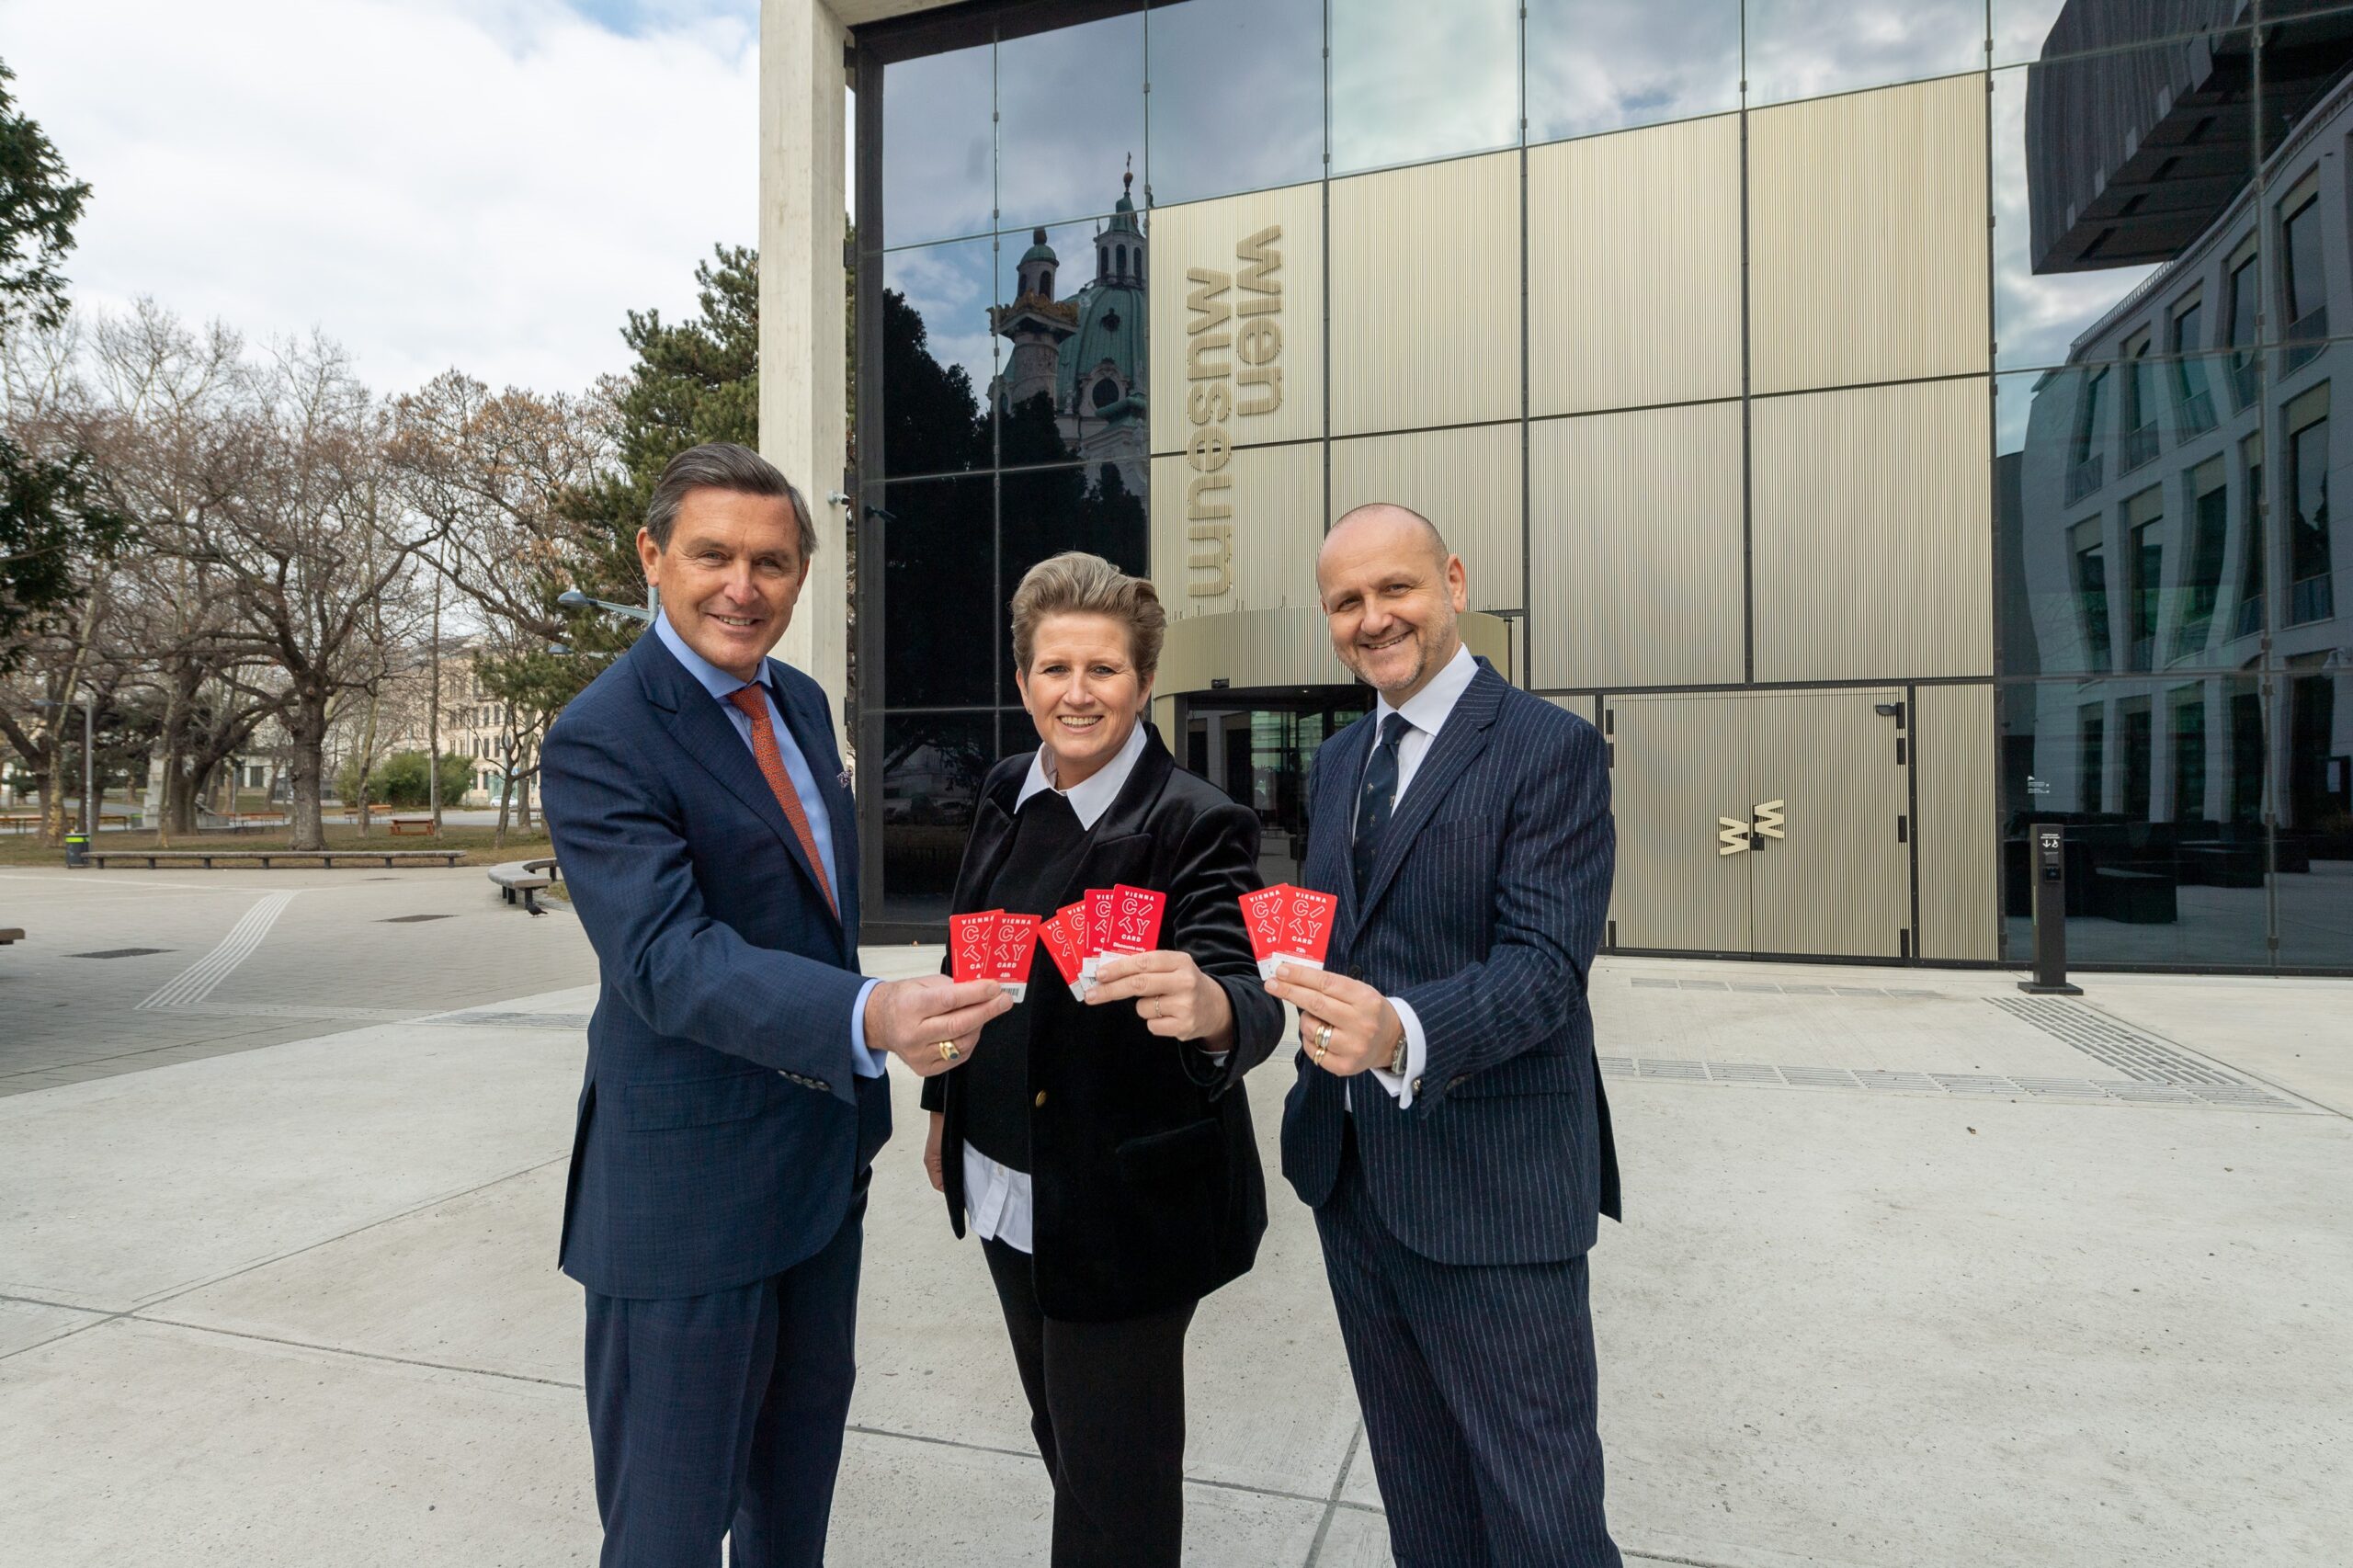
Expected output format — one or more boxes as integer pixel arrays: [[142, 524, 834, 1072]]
[[644, 442, 817, 562]]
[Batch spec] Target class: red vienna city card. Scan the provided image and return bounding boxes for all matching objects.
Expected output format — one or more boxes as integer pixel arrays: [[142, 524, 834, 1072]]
[[1239, 885, 1291, 977], [1279, 888, 1336, 975], [1078, 887, 1119, 993], [1037, 911, 1086, 999], [949, 910, 1001, 983], [985, 912, 1040, 1002], [1105, 884, 1166, 955]]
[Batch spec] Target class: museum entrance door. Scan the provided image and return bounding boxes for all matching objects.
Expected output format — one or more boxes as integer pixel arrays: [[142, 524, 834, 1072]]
[[1176, 688, 1370, 886]]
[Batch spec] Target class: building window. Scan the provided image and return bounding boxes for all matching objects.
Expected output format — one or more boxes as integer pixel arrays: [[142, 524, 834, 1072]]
[[2121, 333, 2161, 473], [2069, 368, 2109, 503], [2287, 392, 2335, 625], [2283, 191, 2329, 367], [2176, 458, 2228, 661], [2120, 695, 2154, 820], [2172, 300, 2214, 434], [2237, 434, 2268, 640], [2229, 690, 2265, 824], [2126, 487, 2163, 672], [2078, 703, 2107, 813], [2073, 517, 2112, 673], [2171, 686, 2207, 823], [2226, 250, 2260, 408]]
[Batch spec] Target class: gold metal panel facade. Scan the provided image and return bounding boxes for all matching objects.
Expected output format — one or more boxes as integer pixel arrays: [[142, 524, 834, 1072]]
[[1915, 683, 1997, 962], [1148, 182, 1325, 458], [1528, 402, 1745, 689], [1606, 694, 1754, 954], [1155, 607, 1350, 691], [1748, 74, 1990, 395], [1528, 116, 1744, 417], [1750, 378, 1994, 682], [1747, 689, 1912, 958], [1329, 423, 1525, 611], [1148, 442, 1323, 620], [1328, 152, 1522, 436]]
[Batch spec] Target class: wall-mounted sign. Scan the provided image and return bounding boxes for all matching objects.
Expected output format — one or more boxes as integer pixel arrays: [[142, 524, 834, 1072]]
[[1183, 225, 1284, 599]]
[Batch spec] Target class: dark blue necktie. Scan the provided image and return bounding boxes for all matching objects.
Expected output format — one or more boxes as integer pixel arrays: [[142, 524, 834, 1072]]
[[1353, 712, 1413, 898]]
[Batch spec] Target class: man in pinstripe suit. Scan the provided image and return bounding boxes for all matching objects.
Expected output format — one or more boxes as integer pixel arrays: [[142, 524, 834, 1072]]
[[1267, 503, 1622, 1568]]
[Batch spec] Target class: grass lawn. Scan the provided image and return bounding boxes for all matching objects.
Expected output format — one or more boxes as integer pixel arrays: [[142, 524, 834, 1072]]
[[0, 822, 555, 869]]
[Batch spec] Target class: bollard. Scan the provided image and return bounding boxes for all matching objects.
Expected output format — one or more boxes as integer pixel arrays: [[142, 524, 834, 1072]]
[[2018, 821, 2081, 995], [63, 832, 89, 869]]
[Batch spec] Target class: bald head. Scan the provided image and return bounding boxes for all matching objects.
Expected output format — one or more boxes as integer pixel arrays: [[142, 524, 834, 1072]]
[[1323, 503, 1450, 579], [1316, 500, 1470, 705]]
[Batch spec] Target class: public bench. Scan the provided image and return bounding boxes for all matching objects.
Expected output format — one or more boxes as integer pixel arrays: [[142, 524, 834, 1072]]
[[0, 926, 23, 946], [86, 848, 465, 869], [388, 815, 437, 835], [487, 857, 559, 915]]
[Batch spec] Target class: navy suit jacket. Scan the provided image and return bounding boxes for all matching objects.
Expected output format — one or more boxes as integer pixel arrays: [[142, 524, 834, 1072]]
[[541, 628, 887, 1301], [1279, 659, 1620, 1267]]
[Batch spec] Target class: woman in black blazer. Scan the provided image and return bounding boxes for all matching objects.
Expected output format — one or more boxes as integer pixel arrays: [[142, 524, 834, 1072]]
[[919, 551, 1282, 1568]]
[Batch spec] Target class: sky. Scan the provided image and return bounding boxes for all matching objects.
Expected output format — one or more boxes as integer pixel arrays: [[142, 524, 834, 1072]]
[[1, 0, 772, 399]]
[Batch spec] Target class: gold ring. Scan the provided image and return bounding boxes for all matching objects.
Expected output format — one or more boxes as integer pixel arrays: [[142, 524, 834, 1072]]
[[1316, 1022, 1335, 1052], [936, 1040, 960, 1062]]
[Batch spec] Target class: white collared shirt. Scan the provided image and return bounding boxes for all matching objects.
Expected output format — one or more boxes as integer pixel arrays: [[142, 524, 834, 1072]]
[[962, 720, 1151, 1254], [1356, 641, 1479, 1110]]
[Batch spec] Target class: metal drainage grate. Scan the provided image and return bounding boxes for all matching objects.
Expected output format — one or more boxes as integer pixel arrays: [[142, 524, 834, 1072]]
[[381, 914, 452, 924], [1986, 996, 2242, 1085], [1627, 977, 1943, 1000], [1598, 1056, 2297, 1111], [70, 948, 171, 960]]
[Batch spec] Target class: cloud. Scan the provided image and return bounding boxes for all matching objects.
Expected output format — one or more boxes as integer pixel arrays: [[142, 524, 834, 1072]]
[[0, 0, 764, 398]]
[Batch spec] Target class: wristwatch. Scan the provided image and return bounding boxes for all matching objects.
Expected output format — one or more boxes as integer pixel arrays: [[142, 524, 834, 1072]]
[[1381, 1020, 1408, 1075]]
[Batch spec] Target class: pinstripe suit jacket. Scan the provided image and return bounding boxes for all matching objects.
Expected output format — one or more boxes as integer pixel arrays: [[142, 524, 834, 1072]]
[[541, 629, 886, 1301], [1279, 659, 1620, 1266]]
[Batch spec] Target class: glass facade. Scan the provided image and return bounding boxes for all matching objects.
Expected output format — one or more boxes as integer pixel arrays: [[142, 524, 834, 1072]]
[[856, 0, 2353, 968]]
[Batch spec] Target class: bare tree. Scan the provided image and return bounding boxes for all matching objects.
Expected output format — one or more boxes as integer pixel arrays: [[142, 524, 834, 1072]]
[[182, 335, 441, 849]]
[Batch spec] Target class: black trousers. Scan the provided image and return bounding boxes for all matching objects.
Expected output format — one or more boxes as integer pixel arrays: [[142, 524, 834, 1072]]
[[584, 1194, 866, 1568], [981, 1237, 1197, 1568]]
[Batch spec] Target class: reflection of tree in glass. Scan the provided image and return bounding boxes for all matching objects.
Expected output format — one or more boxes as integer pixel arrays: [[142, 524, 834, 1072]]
[[881, 288, 990, 476]]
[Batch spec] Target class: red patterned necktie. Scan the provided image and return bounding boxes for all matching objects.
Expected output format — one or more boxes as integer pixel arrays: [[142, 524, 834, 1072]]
[[725, 686, 838, 919]]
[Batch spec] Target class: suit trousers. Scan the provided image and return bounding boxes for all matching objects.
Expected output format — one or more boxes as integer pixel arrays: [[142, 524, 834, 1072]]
[[981, 1237, 1197, 1568], [584, 1191, 867, 1568], [1316, 1129, 1620, 1568]]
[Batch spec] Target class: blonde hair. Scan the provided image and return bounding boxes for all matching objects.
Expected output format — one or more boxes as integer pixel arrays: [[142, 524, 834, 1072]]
[[1009, 551, 1165, 677]]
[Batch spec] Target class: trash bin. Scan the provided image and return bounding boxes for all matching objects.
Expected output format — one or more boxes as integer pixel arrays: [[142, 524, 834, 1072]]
[[64, 833, 88, 868]]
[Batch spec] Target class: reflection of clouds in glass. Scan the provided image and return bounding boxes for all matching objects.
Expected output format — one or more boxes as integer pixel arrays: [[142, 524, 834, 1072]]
[[888, 239, 997, 397], [1145, 0, 1324, 205], [1745, 0, 1983, 105], [882, 43, 994, 246], [1526, 0, 1739, 143], [1330, 0, 1518, 173], [1992, 67, 2159, 372], [997, 10, 1146, 233], [1993, 0, 2065, 67]]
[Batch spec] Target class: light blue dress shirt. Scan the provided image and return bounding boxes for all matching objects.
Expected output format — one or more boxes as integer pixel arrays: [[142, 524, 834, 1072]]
[[654, 611, 885, 1080]]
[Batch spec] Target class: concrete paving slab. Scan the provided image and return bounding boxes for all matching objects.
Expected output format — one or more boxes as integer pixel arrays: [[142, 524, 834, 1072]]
[[0, 1295, 104, 1358], [1336, 1428, 1381, 1510], [827, 1426, 1330, 1567], [2086, 973, 2353, 1116], [0, 1020, 582, 1312], [154, 1162, 581, 1386], [0, 1317, 597, 1566], [1592, 1075, 2353, 1568]]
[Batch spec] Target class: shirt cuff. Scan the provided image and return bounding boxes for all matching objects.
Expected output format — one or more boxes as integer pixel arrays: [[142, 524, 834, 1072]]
[[849, 978, 888, 1078], [1368, 996, 1426, 1108]]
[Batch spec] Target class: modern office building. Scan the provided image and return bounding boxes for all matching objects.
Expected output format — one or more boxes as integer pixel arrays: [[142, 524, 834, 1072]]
[[756, 0, 2352, 972]]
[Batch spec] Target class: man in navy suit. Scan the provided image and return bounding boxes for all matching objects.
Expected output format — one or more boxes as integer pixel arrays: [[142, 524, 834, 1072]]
[[1267, 503, 1622, 1568], [541, 443, 1010, 1567]]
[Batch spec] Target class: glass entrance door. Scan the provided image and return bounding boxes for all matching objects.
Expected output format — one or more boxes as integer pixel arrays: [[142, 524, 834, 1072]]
[[1179, 689, 1370, 885]]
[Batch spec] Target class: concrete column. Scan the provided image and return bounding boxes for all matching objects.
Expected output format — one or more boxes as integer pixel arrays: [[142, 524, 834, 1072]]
[[759, 0, 851, 744]]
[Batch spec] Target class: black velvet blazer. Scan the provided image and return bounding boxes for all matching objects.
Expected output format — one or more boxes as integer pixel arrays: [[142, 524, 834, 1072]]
[[920, 725, 1283, 1323]]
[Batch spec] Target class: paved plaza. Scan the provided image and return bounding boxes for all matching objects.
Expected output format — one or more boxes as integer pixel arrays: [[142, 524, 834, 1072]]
[[1, 866, 2348, 1565]]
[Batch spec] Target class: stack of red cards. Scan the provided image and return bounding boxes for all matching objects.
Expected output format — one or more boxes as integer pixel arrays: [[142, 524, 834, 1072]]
[[949, 910, 1041, 1002], [1030, 883, 1169, 1002], [1237, 883, 1337, 981]]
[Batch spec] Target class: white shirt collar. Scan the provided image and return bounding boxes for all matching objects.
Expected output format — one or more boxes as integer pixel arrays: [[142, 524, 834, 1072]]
[[1013, 718, 1150, 831], [1373, 642, 1479, 740]]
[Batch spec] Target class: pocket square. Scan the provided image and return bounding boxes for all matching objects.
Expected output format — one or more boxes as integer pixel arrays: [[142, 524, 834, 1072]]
[[836, 768, 853, 790]]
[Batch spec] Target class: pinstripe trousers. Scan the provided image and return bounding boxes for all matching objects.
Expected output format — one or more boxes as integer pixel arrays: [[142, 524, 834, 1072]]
[[1316, 1132, 1620, 1568]]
